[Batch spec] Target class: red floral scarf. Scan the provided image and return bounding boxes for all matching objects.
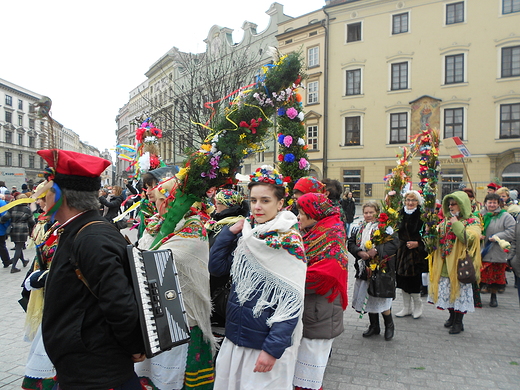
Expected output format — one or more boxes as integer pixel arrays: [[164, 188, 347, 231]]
[[298, 193, 348, 309]]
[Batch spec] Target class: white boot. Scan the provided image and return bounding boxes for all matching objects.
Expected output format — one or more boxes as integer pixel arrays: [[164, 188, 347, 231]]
[[411, 293, 423, 319], [395, 291, 412, 317]]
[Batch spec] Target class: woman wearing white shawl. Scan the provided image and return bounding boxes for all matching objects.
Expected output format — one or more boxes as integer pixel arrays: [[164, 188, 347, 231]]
[[135, 176, 216, 390], [209, 165, 306, 390]]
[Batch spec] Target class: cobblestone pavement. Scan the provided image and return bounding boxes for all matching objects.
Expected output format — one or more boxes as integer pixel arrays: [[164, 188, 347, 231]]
[[1, 232, 519, 389]]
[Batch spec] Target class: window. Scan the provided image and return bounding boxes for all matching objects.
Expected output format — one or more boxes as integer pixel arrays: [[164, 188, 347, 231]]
[[502, 46, 520, 78], [29, 155, 35, 169], [29, 136, 35, 148], [392, 13, 408, 34], [5, 131, 12, 144], [307, 125, 318, 150], [29, 119, 35, 129], [441, 168, 464, 198], [18, 115, 23, 127], [503, 0, 520, 14], [391, 62, 408, 90], [347, 22, 362, 43], [5, 112, 12, 123], [308, 47, 319, 68], [500, 103, 520, 139], [346, 69, 361, 95], [446, 2, 464, 24], [18, 154, 23, 167], [18, 134, 23, 146], [445, 54, 464, 84], [390, 113, 408, 144], [307, 81, 319, 104], [18, 99, 23, 110], [40, 157, 44, 169], [40, 138, 45, 148], [344, 117, 361, 145], [5, 152, 12, 166], [5, 95, 12, 106], [343, 169, 361, 201], [444, 108, 464, 138]]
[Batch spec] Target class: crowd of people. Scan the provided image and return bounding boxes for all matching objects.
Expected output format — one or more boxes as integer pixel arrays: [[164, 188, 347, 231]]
[[4, 151, 520, 390]]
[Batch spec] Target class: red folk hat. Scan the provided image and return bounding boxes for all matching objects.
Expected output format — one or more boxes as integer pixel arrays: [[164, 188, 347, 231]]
[[37, 149, 111, 191], [487, 182, 500, 191], [293, 176, 325, 195]]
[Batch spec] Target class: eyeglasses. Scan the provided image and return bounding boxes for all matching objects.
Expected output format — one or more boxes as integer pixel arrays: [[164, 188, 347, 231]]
[[448, 202, 458, 206], [405, 199, 418, 202]]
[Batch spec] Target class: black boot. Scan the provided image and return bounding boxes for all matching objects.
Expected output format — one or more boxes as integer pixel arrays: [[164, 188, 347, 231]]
[[490, 293, 498, 307], [444, 308, 455, 328], [362, 313, 380, 337], [382, 312, 395, 341], [449, 312, 464, 334]]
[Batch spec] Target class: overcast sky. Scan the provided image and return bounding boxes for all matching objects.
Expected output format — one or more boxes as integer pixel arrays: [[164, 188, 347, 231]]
[[1, 0, 323, 154]]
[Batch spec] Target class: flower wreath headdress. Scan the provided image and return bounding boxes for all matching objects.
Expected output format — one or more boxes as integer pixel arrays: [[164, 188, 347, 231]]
[[250, 165, 290, 198]]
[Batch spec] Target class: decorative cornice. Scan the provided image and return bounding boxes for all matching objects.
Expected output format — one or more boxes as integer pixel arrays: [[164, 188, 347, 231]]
[[439, 43, 471, 55]]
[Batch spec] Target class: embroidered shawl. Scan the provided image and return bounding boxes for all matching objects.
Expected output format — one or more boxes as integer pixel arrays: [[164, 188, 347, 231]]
[[298, 193, 348, 309], [232, 210, 306, 327]]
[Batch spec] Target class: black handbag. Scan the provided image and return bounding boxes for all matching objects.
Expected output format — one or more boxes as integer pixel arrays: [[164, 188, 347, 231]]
[[367, 267, 396, 298], [211, 279, 231, 319], [457, 230, 476, 284]]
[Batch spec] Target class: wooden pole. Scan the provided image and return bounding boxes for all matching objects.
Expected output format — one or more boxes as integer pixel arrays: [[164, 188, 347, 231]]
[[461, 157, 474, 191]]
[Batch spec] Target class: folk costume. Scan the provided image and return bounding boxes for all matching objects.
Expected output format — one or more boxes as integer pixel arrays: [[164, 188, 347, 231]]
[[39, 149, 145, 390], [428, 191, 482, 334], [293, 193, 348, 390], [210, 210, 306, 390], [135, 177, 216, 390]]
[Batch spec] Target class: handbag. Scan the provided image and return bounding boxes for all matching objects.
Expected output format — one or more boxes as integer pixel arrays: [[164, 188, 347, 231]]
[[211, 279, 231, 319], [457, 230, 476, 284], [367, 265, 396, 298]]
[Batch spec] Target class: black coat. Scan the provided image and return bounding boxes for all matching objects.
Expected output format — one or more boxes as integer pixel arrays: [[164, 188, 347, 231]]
[[42, 210, 143, 389], [341, 197, 356, 223], [396, 208, 428, 276], [99, 194, 124, 221]]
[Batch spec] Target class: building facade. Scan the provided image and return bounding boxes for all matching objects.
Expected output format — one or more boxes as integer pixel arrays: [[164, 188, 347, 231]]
[[321, 0, 520, 202]]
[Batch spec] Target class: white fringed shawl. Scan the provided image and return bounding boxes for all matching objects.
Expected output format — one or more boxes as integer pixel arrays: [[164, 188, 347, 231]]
[[232, 211, 306, 327]]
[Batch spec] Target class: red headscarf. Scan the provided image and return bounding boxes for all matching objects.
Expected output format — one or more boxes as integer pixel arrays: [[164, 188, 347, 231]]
[[297, 193, 348, 309]]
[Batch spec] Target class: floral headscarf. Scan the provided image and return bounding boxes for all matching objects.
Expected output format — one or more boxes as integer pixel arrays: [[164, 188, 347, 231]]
[[297, 193, 348, 309], [215, 189, 244, 208], [293, 176, 325, 195]]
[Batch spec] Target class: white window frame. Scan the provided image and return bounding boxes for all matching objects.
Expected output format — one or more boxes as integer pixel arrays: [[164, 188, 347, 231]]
[[308, 46, 319, 68], [444, 53, 466, 84], [442, 107, 465, 139], [307, 125, 319, 150], [501, 45, 520, 78], [345, 68, 362, 96], [502, 0, 520, 15], [390, 61, 410, 91], [307, 81, 319, 104]]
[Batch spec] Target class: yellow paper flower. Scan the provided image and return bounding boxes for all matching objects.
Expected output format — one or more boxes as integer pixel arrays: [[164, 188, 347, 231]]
[[370, 263, 377, 271], [239, 133, 246, 140], [365, 240, 373, 250], [176, 167, 190, 180], [388, 208, 397, 215], [219, 166, 229, 174], [373, 230, 381, 237], [287, 198, 294, 206], [201, 144, 211, 152]]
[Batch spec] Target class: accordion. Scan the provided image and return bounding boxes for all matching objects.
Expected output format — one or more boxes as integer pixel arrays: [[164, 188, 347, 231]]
[[127, 246, 190, 358]]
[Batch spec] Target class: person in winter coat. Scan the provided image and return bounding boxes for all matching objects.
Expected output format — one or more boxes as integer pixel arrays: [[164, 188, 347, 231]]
[[349, 201, 399, 341], [0, 195, 12, 268], [479, 193, 515, 307], [1, 193, 35, 273], [429, 191, 482, 334], [209, 165, 306, 390], [206, 189, 249, 328], [293, 193, 348, 390], [395, 191, 429, 319], [98, 185, 124, 223], [341, 191, 356, 237]]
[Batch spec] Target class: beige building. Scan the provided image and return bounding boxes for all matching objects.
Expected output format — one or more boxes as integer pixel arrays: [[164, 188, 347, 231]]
[[323, 0, 520, 202], [278, 0, 520, 202]]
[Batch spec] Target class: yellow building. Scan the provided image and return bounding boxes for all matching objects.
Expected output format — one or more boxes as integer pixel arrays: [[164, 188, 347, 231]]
[[285, 0, 520, 202]]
